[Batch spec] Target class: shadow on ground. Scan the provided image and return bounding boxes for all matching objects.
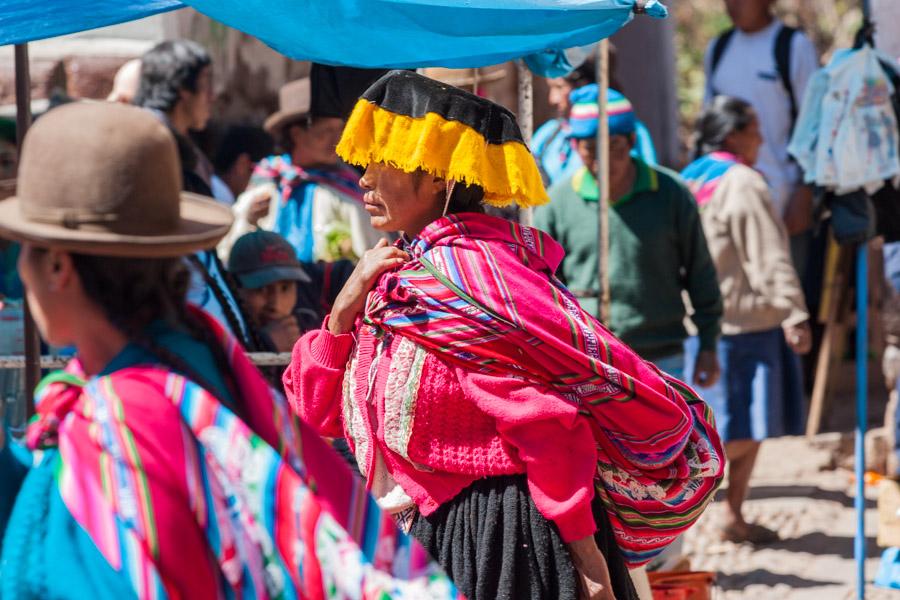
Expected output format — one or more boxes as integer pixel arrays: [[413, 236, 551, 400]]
[[764, 531, 881, 560], [716, 568, 844, 590], [721, 484, 878, 510]]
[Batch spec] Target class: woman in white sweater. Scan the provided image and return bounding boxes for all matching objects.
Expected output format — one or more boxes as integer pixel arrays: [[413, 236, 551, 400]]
[[681, 96, 812, 545]]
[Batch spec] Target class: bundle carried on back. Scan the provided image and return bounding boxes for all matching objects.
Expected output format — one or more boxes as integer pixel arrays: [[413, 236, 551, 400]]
[[365, 213, 725, 567]]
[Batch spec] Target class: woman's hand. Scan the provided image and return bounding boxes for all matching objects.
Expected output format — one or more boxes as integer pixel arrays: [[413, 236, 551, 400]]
[[784, 321, 813, 355], [328, 239, 409, 335], [567, 536, 616, 600], [247, 191, 272, 227]]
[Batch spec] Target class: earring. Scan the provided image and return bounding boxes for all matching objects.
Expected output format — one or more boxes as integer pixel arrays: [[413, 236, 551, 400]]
[[442, 180, 457, 217]]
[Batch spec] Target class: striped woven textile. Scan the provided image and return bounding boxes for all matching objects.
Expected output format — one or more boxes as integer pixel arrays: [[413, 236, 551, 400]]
[[680, 151, 741, 208], [364, 213, 725, 567], [26, 308, 459, 599]]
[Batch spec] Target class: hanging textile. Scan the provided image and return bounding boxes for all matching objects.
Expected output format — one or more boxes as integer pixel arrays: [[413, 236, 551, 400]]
[[789, 45, 900, 194]]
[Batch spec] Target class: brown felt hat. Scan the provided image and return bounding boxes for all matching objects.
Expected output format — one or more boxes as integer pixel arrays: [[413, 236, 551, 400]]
[[264, 78, 311, 135], [0, 102, 232, 258]]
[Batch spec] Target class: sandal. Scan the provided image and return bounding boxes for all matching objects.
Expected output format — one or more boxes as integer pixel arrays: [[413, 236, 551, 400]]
[[719, 522, 780, 545]]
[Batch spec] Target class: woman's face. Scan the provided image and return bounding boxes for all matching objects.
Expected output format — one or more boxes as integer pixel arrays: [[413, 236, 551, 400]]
[[17, 242, 71, 346], [183, 65, 213, 131], [358, 162, 445, 235], [724, 113, 763, 166], [291, 117, 345, 167]]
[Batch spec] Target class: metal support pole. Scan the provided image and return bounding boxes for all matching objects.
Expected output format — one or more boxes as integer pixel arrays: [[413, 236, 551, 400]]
[[14, 43, 41, 417], [517, 60, 534, 227], [855, 5, 871, 599], [855, 243, 868, 600], [596, 40, 611, 324]]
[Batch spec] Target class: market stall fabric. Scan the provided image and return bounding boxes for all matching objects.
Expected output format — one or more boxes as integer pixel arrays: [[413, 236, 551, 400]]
[[0, 0, 181, 46], [0, 0, 665, 68]]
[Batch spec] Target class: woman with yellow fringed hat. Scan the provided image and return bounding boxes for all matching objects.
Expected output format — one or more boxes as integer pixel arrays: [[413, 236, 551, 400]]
[[285, 71, 724, 600]]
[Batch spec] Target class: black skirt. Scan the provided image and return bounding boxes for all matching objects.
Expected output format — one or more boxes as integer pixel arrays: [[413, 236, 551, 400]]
[[410, 475, 638, 600]]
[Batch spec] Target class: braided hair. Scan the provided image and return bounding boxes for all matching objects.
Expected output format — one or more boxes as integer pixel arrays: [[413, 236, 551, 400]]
[[186, 252, 267, 353], [188, 252, 287, 386], [70, 253, 246, 418]]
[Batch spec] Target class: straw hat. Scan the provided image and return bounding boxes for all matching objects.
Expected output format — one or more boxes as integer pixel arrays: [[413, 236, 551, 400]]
[[0, 102, 232, 258], [264, 78, 311, 135]]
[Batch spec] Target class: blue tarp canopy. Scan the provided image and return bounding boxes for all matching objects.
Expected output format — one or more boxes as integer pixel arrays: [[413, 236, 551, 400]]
[[0, 1, 183, 46], [0, 0, 665, 68]]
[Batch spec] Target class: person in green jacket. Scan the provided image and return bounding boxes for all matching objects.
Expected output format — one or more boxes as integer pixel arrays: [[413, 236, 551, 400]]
[[535, 86, 723, 388]]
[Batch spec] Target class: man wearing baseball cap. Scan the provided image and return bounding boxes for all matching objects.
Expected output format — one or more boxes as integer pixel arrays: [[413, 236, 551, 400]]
[[228, 230, 317, 352], [535, 85, 723, 390]]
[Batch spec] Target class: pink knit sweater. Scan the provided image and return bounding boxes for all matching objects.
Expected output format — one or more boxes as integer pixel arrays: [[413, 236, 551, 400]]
[[284, 320, 599, 542]]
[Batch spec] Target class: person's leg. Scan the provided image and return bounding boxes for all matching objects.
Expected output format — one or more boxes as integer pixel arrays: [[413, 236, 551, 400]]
[[719, 330, 782, 543], [723, 438, 761, 532]]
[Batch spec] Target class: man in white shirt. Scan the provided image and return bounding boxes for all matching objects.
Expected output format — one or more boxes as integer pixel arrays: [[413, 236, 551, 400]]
[[704, 0, 819, 269]]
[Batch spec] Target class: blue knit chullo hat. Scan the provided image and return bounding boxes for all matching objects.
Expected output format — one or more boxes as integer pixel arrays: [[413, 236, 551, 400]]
[[568, 85, 636, 139]]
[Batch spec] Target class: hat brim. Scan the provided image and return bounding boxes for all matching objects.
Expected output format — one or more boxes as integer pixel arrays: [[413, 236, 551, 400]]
[[236, 264, 312, 290], [422, 67, 507, 87], [0, 192, 233, 258], [263, 110, 309, 136]]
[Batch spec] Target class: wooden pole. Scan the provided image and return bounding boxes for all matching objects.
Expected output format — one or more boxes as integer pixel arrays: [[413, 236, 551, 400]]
[[596, 40, 611, 324], [806, 243, 847, 437], [14, 43, 41, 418], [517, 60, 534, 227]]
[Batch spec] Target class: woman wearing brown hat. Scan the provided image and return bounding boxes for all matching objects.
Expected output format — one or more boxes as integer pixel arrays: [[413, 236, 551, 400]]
[[0, 102, 458, 599], [286, 71, 725, 600]]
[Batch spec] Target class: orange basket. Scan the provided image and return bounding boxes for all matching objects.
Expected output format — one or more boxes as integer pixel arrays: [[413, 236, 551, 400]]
[[648, 571, 717, 600]]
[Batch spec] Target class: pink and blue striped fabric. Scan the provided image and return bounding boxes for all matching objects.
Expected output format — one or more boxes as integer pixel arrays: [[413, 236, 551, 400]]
[[364, 213, 725, 566], [680, 151, 741, 208], [26, 308, 459, 599]]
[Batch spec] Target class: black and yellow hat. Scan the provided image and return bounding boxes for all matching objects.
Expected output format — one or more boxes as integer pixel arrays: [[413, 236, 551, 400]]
[[336, 70, 548, 208]]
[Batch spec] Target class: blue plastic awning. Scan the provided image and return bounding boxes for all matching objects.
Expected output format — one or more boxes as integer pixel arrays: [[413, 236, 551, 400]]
[[0, 0, 665, 68], [0, 1, 182, 47]]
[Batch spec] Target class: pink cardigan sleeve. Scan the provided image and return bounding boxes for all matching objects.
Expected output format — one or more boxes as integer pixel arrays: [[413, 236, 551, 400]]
[[283, 322, 355, 438], [456, 369, 598, 543]]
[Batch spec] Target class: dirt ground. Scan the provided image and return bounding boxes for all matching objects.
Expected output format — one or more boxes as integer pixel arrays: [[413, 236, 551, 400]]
[[682, 435, 897, 599]]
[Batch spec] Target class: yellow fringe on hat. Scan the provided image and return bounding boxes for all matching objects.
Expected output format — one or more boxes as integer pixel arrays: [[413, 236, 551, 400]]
[[336, 99, 549, 208]]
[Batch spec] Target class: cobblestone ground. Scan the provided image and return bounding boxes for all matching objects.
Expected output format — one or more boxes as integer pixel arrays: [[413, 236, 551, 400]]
[[682, 436, 898, 599]]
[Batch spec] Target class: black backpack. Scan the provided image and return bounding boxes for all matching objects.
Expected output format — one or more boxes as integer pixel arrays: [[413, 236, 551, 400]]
[[710, 25, 800, 130]]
